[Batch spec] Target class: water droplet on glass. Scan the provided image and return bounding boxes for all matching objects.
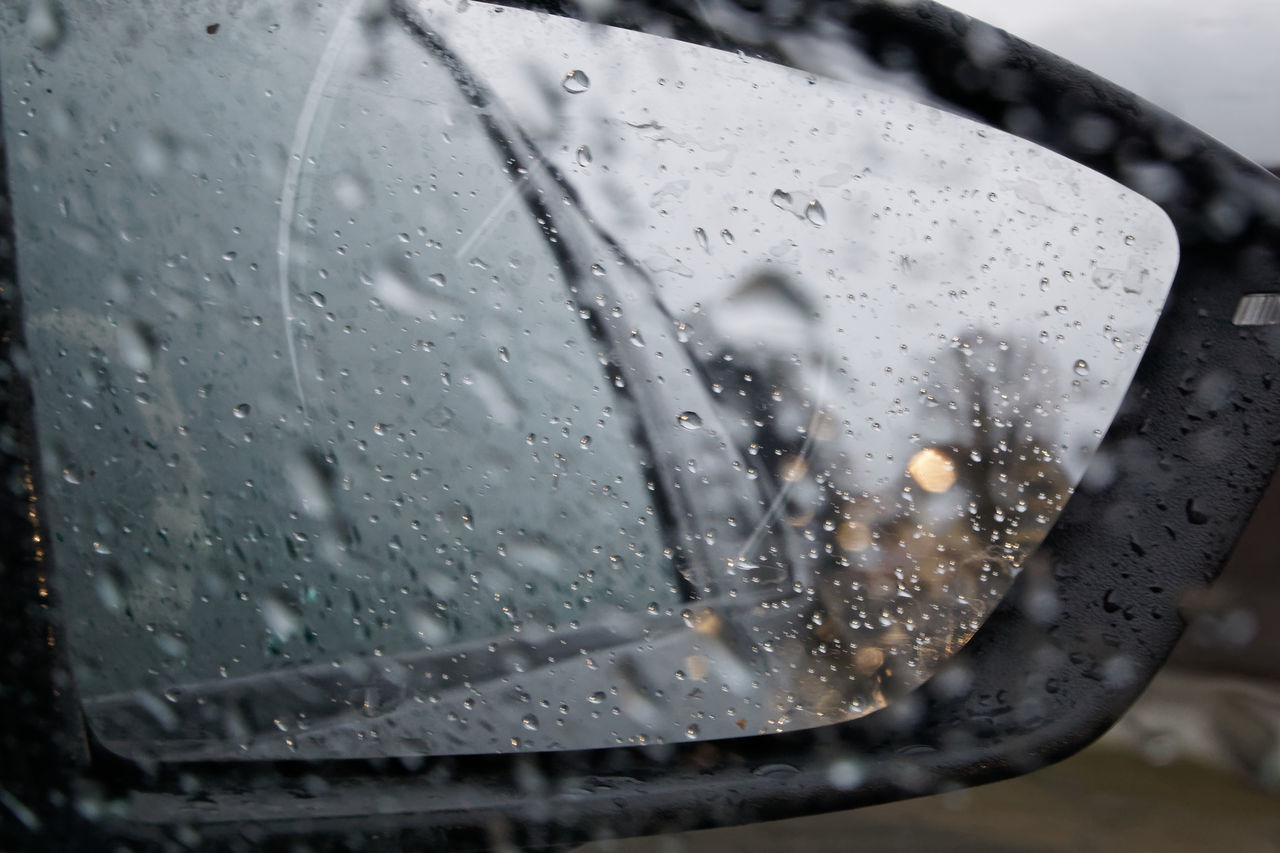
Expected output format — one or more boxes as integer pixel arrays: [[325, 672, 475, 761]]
[[805, 200, 827, 226], [629, 330, 645, 348], [676, 411, 703, 430], [261, 593, 301, 642], [770, 189, 793, 209], [134, 131, 173, 177], [521, 714, 539, 731], [507, 538, 572, 578], [467, 366, 523, 426], [233, 403, 251, 418], [117, 318, 155, 372], [27, 0, 63, 51], [309, 291, 327, 308], [562, 70, 591, 94], [588, 691, 606, 704], [154, 633, 187, 659], [694, 227, 709, 251], [576, 145, 592, 166], [828, 758, 865, 790], [62, 464, 83, 485], [410, 607, 449, 645], [685, 724, 700, 739], [590, 263, 606, 277], [288, 450, 334, 520], [372, 259, 454, 317], [752, 763, 799, 778], [721, 228, 735, 245], [333, 170, 370, 211], [1073, 359, 1089, 377]]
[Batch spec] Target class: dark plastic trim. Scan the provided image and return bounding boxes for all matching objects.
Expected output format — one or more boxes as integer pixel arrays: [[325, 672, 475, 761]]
[[2, 0, 1279, 849]]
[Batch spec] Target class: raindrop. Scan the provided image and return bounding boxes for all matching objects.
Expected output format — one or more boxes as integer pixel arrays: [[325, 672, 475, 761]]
[[62, 464, 83, 485], [154, 630, 186, 655], [27, 0, 63, 51], [721, 228, 735, 245], [590, 263, 606, 277], [94, 572, 123, 613], [415, 405, 452, 435], [770, 189, 793, 209], [288, 449, 334, 520], [371, 259, 455, 317], [562, 70, 591, 94], [521, 714, 540, 731], [233, 403, 251, 418], [685, 724, 700, 739], [752, 764, 799, 778], [409, 607, 449, 645], [332, 170, 370, 211], [1073, 359, 1089, 377], [576, 145, 593, 166], [117, 319, 156, 372], [694, 227, 709, 251], [261, 593, 301, 642], [676, 411, 703, 430], [587, 691, 606, 704], [134, 132, 173, 177], [308, 291, 327, 308], [507, 538, 572, 578], [828, 758, 865, 790], [805, 200, 827, 226], [468, 366, 523, 425], [728, 270, 815, 321], [629, 330, 645, 348]]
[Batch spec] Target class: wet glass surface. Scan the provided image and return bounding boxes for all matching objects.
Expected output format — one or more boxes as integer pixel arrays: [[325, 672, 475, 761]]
[[1, 0, 1177, 757]]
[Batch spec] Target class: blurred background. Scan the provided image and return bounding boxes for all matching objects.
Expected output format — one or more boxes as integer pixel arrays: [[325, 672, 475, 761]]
[[578, 1, 1280, 849]]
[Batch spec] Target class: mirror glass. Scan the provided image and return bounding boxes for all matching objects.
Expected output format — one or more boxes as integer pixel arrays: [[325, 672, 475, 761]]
[[1, 0, 1177, 758]]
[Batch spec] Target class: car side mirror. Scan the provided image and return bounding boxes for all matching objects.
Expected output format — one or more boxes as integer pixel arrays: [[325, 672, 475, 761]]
[[1, 0, 1277, 848]]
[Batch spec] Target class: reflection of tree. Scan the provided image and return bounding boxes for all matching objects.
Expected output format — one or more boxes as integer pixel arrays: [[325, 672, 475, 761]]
[[800, 336, 1069, 719], [693, 315, 1071, 724]]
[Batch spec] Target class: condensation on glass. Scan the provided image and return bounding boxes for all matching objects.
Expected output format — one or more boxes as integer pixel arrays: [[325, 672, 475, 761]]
[[0, 0, 1178, 759]]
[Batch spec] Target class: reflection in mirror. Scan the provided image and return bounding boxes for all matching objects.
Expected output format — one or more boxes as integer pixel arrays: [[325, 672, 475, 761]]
[[0, 0, 1177, 758]]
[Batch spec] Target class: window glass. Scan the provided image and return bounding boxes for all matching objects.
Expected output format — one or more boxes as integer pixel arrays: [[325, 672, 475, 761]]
[[0, 0, 1177, 758]]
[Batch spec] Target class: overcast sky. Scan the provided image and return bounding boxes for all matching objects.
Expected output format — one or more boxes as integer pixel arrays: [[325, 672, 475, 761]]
[[942, 0, 1280, 166]]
